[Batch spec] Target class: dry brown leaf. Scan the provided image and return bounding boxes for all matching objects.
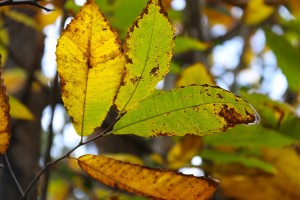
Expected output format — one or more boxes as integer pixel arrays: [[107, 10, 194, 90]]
[[78, 154, 218, 200]]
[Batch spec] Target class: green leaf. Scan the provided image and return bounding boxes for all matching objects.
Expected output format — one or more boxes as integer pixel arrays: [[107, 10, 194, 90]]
[[115, 0, 175, 113], [113, 85, 258, 137], [204, 125, 296, 149], [174, 36, 209, 54], [201, 149, 276, 174], [241, 91, 300, 140], [98, 0, 148, 39], [265, 28, 300, 91]]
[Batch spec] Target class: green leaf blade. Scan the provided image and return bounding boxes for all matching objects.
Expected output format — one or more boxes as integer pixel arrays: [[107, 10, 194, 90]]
[[113, 85, 259, 137], [265, 29, 300, 92], [201, 149, 276, 174], [115, 0, 175, 113], [204, 125, 296, 149]]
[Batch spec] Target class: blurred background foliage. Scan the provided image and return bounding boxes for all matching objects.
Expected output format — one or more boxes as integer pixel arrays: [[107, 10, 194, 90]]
[[1, 0, 300, 199]]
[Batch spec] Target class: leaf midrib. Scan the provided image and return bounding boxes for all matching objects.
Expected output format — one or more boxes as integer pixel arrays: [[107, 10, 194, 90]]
[[120, 3, 157, 113], [114, 101, 238, 132]]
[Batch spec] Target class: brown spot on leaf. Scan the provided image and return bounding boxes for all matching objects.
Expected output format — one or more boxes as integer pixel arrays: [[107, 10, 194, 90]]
[[130, 76, 140, 84], [217, 93, 223, 99], [150, 65, 159, 76], [125, 54, 133, 64], [192, 106, 200, 112], [263, 102, 285, 128], [219, 104, 255, 129]]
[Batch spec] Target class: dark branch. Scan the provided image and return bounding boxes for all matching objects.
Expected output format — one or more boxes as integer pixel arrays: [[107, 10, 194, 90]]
[[0, 0, 53, 12], [1, 154, 24, 197]]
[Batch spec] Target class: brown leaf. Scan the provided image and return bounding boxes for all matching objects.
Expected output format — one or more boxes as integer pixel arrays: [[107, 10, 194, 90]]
[[78, 155, 218, 200], [0, 55, 10, 154]]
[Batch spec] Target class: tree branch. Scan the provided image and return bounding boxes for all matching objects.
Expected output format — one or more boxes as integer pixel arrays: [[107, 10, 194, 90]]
[[0, 0, 53, 12], [1, 154, 24, 197]]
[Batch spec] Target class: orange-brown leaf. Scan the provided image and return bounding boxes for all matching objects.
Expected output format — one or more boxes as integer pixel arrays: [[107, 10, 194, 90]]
[[78, 154, 218, 200], [0, 56, 10, 154]]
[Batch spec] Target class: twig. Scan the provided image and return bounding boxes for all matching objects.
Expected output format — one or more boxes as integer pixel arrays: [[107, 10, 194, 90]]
[[22, 127, 115, 199], [1, 154, 24, 197], [0, 0, 53, 12]]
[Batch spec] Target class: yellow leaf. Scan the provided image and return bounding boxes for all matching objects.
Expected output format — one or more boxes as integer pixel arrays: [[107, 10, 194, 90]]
[[78, 155, 218, 200], [167, 135, 202, 169], [9, 95, 34, 120], [0, 19, 9, 65], [204, 6, 234, 28], [207, 148, 300, 200], [47, 178, 69, 200], [115, 0, 175, 112], [56, 0, 125, 136], [176, 63, 216, 87], [3, 9, 40, 30], [244, 0, 275, 25], [0, 56, 10, 154], [102, 153, 143, 165], [2, 67, 27, 94], [289, 0, 300, 19], [36, 8, 62, 28]]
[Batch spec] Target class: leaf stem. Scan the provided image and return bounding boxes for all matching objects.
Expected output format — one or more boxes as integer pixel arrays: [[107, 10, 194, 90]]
[[1, 154, 24, 197]]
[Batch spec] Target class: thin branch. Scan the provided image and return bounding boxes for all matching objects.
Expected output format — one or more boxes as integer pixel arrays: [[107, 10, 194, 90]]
[[1, 154, 24, 197], [0, 0, 53, 12], [0, 163, 4, 168], [22, 128, 115, 199]]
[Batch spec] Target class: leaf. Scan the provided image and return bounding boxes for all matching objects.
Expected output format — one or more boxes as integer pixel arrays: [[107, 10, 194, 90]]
[[78, 155, 218, 200], [211, 148, 300, 199], [289, 0, 300, 19], [176, 63, 216, 87], [174, 36, 209, 55], [101, 153, 143, 165], [203, 5, 234, 28], [115, 0, 175, 113], [204, 125, 296, 149], [9, 95, 34, 120], [36, 7, 62, 28], [3, 9, 40, 30], [0, 56, 10, 154], [98, 0, 149, 39], [167, 135, 202, 169], [113, 85, 259, 137], [2, 67, 27, 94], [265, 29, 300, 92], [201, 149, 276, 174], [56, 0, 125, 136], [0, 19, 9, 65], [47, 178, 69, 200], [244, 0, 274, 25], [241, 91, 300, 139]]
